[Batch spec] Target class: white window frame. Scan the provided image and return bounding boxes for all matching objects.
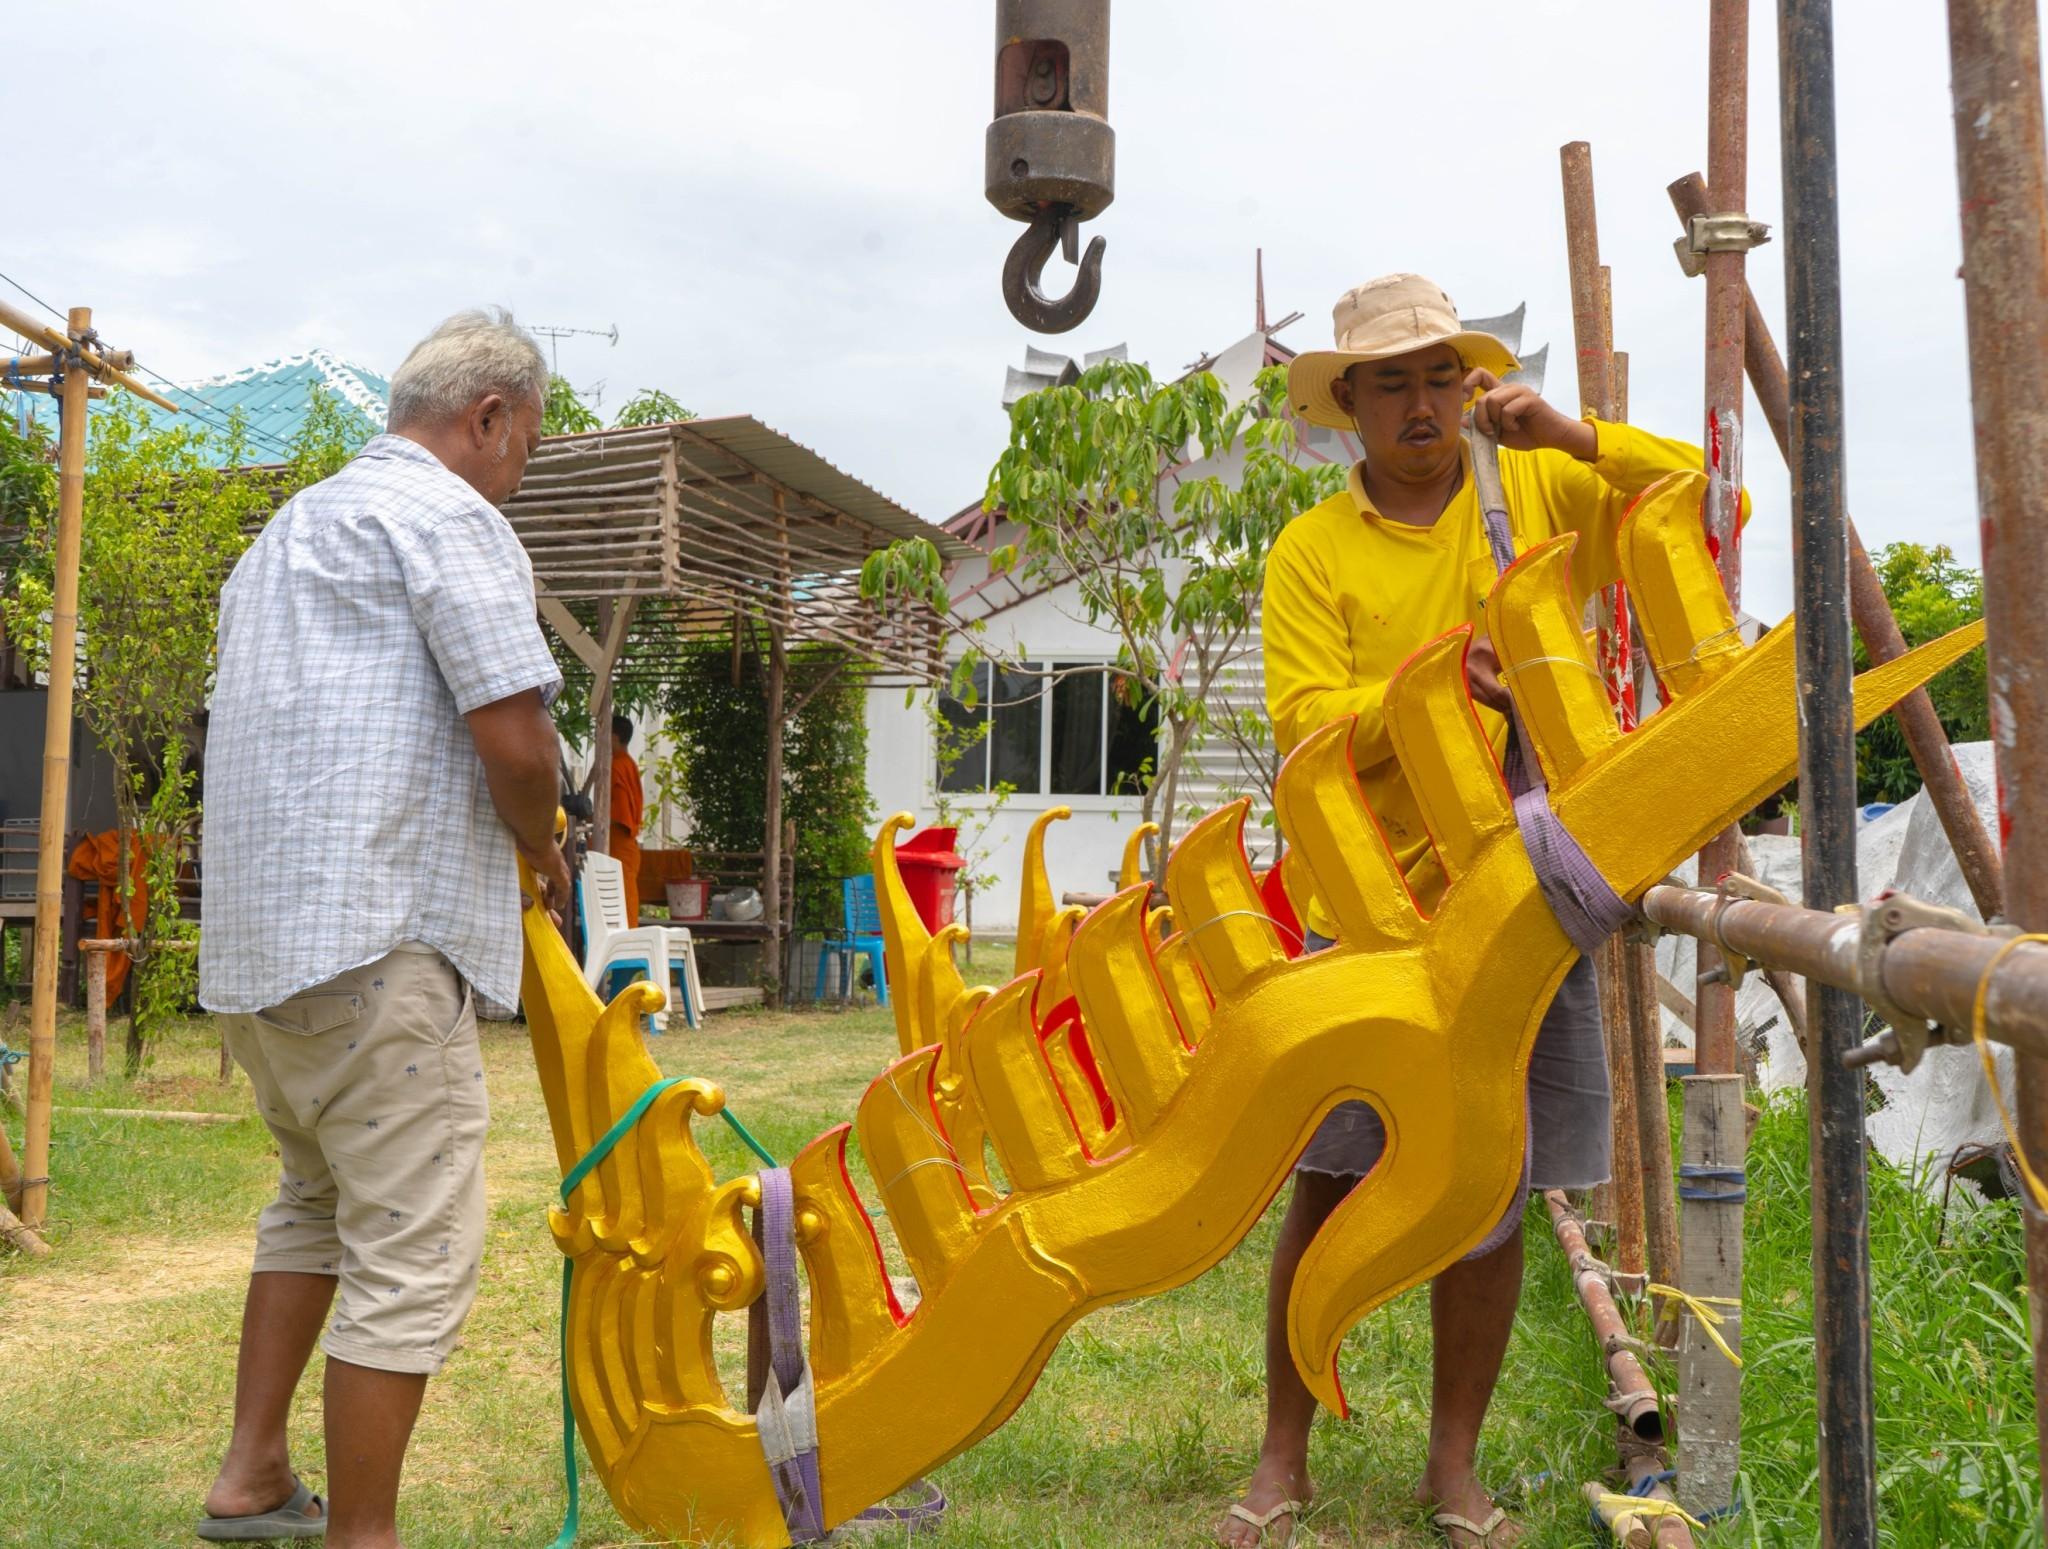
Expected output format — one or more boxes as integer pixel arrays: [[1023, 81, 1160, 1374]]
[[932, 658, 1152, 813]]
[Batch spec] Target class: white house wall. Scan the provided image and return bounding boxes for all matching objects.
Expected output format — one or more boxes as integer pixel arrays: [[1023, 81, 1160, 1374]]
[[862, 330, 1287, 934]]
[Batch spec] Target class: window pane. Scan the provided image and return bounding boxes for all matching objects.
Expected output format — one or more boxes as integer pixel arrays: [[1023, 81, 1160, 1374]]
[[936, 662, 990, 793], [1049, 665, 1105, 795], [990, 663, 1043, 794], [1105, 677, 1158, 796]]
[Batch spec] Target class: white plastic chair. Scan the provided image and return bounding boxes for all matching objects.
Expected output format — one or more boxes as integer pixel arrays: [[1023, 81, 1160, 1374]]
[[578, 851, 706, 1031]]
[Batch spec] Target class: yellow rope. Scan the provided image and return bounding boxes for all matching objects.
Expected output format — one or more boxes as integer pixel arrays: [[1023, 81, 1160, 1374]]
[[1595, 1494, 1709, 1532], [1971, 933, 2048, 1214], [1644, 1283, 1743, 1368]]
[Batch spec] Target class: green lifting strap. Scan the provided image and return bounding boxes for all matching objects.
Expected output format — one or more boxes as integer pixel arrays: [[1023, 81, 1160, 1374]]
[[551, 1077, 777, 1549]]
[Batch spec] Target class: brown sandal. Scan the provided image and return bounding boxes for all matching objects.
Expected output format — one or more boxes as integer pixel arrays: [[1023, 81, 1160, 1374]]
[[1223, 1497, 1305, 1547], [1432, 1506, 1513, 1546]]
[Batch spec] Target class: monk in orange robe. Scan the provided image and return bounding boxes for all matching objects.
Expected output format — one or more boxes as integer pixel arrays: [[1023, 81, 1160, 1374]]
[[609, 714, 645, 919], [66, 830, 148, 1001]]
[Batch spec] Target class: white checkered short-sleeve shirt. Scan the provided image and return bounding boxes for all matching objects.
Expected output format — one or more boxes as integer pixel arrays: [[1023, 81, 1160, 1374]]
[[199, 434, 562, 1018]]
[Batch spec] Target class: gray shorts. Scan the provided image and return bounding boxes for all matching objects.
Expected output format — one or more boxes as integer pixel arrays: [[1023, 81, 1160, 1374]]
[[1294, 939, 1610, 1192]]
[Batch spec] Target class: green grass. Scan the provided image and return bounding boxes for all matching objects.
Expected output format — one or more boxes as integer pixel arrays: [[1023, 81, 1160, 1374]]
[[0, 985, 2036, 1547]]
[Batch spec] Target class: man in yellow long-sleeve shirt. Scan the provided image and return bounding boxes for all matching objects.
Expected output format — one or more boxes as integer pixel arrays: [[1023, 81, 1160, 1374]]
[[1219, 274, 1738, 1549]]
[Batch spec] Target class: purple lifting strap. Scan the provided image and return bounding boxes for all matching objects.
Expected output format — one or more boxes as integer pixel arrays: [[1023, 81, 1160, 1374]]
[[1453, 430, 1632, 1259], [1471, 433, 1636, 956], [756, 1167, 827, 1542], [753, 1169, 950, 1540]]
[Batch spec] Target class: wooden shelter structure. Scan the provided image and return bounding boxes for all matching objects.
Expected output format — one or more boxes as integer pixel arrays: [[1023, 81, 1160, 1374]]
[[503, 415, 973, 1002]]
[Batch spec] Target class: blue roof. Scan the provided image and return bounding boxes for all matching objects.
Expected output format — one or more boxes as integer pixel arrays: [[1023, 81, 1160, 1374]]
[[9, 348, 388, 466]]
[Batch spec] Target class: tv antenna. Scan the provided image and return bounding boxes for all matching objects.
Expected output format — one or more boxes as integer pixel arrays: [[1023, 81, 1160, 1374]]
[[530, 322, 619, 374]]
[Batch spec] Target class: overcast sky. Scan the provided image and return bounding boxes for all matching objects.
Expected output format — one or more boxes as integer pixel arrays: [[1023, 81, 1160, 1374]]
[[9, 1, 2008, 621]]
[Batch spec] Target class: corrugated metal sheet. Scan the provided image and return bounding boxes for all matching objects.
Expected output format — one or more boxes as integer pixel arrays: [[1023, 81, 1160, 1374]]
[[15, 349, 387, 466]]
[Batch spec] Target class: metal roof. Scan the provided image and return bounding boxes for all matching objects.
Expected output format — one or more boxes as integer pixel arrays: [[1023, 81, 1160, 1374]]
[[12, 348, 387, 465]]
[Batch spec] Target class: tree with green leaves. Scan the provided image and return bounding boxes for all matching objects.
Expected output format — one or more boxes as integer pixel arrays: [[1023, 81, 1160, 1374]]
[[0, 387, 370, 1065], [661, 630, 873, 942], [862, 360, 1344, 875], [613, 389, 695, 429], [1855, 541, 1989, 805], [542, 374, 602, 436]]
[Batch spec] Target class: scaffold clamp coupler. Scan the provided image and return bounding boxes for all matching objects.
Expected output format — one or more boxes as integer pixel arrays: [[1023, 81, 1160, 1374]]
[[1846, 891, 1993, 1073]]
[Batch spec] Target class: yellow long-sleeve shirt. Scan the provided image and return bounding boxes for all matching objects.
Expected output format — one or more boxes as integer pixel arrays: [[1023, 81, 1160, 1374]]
[[1263, 420, 1742, 937]]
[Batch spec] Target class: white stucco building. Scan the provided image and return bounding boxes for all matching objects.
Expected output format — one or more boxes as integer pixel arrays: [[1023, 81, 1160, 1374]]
[[864, 327, 1327, 933]]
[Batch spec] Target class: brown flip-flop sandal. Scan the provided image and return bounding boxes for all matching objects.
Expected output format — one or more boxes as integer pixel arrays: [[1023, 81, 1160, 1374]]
[[1432, 1505, 1514, 1546], [1224, 1497, 1306, 1547]]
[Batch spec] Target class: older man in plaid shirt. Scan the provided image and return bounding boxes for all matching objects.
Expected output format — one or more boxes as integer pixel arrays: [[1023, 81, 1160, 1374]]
[[196, 310, 572, 1548]]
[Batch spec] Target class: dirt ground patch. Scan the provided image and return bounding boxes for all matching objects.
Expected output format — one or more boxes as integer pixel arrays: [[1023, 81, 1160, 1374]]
[[0, 1231, 249, 1351]]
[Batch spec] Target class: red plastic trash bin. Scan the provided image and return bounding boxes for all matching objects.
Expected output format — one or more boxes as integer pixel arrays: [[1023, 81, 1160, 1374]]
[[895, 825, 965, 932]]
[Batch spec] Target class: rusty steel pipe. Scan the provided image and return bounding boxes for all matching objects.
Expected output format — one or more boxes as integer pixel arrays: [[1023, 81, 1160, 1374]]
[[1688, 0, 1754, 1087], [1669, 170, 2006, 922], [1947, 2, 2048, 1530], [1559, 143, 1616, 423], [1544, 1191, 1665, 1444], [1639, 887, 2048, 1062]]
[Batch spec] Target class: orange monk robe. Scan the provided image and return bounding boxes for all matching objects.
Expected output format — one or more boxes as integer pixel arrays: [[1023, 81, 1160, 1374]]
[[610, 745, 646, 918], [66, 831, 148, 1001]]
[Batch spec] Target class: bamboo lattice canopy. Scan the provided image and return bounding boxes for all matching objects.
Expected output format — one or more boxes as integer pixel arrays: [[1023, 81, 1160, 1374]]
[[503, 416, 974, 685]]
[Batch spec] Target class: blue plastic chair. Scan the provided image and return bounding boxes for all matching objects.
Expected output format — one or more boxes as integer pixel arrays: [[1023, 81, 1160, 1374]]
[[816, 874, 890, 1005]]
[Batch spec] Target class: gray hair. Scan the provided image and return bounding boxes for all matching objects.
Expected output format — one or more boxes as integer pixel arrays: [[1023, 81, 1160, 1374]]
[[388, 308, 548, 427]]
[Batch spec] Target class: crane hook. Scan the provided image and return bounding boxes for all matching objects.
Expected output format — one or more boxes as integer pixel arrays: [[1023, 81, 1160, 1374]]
[[1001, 206, 1106, 334]]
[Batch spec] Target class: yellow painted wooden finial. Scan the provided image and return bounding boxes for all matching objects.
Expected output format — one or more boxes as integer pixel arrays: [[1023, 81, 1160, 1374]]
[[518, 485, 1986, 1543]]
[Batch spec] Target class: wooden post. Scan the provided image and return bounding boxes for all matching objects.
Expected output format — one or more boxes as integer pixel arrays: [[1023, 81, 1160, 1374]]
[[84, 949, 105, 1082], [1676, 1073, 1744, 1516], [20, 307, 92, 1231], [591, 599, 616, 857], [585, 596, 639, 866], [1678, 1, 1752, 1506], [763, 623, 787, 1008], [1559, 142, 1646, 1273]]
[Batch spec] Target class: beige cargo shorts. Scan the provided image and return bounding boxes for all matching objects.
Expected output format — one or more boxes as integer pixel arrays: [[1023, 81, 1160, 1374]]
[[222, 943, 489, 1375]]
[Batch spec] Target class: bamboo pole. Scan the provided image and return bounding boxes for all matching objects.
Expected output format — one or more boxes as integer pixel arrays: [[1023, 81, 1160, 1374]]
[[0, 297, 177, 411], [1543, 1190, 1664, 1443], [1624, 942, 1683, 1345], [0, 1198, 50, 1258], [58, 1107, 241, 1125], [20, 307, 91, 1231]]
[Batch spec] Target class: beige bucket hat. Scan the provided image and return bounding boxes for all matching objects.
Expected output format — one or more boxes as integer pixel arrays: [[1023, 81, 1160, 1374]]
[[1287, 273, 1521, 430]]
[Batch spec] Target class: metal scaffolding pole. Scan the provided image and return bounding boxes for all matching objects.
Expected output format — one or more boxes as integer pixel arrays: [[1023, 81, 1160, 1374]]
[[1779, 0, 1876, 1540], [1694, 0, 1753, 1081], [1667, 172, 2007, 923], [1638, 886, 2048, 1057], [1944, 1, 2048, 1533]]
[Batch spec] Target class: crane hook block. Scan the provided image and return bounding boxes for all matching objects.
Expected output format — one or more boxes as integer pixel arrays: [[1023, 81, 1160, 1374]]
[[987, 0, 1114, 332]]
